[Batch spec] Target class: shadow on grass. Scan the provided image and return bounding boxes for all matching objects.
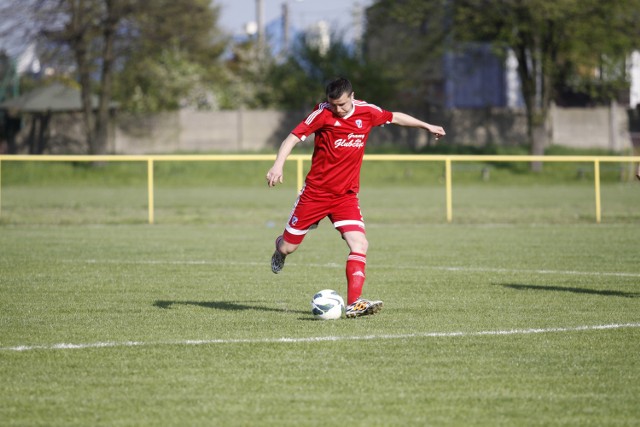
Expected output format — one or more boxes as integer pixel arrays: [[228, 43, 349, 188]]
[[154, 300, 308, 314], [501, 283, 640, 298]]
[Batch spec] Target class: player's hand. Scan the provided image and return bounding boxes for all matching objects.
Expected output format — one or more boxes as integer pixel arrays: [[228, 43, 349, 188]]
[[266, 167, 284, 187], [428, 124, 446, 140]]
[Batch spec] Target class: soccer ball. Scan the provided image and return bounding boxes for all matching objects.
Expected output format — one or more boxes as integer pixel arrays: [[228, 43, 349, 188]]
[[311, 289, 345, 320]]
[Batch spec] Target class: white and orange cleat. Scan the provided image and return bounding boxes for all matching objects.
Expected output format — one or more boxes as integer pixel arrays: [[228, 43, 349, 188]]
[[345, 298, 383, 318]]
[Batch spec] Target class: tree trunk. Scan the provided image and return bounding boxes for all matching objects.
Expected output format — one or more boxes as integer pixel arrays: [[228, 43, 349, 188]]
[[36, 113, 51, 154], [27, 115, 38, 154], [70, 0, 96, 154], [93, 0, 118, 156], [530, 120, 547, 172], [6, 116, 20, 154]]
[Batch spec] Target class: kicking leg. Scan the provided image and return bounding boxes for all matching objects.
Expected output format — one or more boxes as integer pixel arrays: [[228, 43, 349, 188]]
[[342, 231, 383, 318], [342, 231, 368, 304]]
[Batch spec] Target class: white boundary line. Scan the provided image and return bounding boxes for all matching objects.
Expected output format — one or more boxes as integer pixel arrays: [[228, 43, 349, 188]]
[[3, 323, 639, 352], [68, 259, 640, 279], [422, 266, 640, 278]]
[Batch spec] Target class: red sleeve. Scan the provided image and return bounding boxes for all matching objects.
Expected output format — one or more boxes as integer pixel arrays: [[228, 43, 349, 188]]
[[371, 107, 393, 127], [291, 103, 327, 140]]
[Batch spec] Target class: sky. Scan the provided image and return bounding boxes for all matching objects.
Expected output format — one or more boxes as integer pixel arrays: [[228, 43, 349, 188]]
[[1, 1, 374, 64], [215, 0, 373, 42]]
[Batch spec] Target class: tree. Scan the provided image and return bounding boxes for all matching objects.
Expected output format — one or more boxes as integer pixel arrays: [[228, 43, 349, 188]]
[[0, 0, 228, 153], [453, 0, 640, 169], [257, 31, 396, 111], [113, 0, 227, 112], [364, 0, 640, 166], [364, 0, 450, 112], [0, 0, 136, 154], [40, 0, 136, 154]]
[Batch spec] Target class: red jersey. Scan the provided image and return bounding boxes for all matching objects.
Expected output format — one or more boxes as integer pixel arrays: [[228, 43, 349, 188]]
[[291, 100, 393, 195]]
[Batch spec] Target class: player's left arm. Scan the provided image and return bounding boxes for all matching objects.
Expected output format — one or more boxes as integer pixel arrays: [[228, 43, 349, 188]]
[[391, 112, 446, 139]]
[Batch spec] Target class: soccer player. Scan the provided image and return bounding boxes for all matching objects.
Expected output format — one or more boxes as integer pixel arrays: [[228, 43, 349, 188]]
[[266, 77, 445, 318]]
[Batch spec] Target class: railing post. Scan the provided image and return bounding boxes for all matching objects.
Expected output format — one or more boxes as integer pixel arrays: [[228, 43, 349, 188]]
[[594, 159, 601, 223], [148, 158, 155, 224], [445, 158, 452, 223], [297, 157, 304, 193]]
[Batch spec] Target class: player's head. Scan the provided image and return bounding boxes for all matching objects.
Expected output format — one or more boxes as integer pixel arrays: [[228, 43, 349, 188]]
[[326, 77, 353, 100], [326, 77, 354, 118]]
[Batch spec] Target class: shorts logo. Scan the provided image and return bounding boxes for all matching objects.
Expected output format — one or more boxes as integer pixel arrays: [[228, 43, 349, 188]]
[[356, 119, 363, 128], [291, 216, 298, 226]]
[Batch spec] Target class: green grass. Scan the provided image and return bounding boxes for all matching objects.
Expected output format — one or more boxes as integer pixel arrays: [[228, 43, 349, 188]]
[[0, 161, 639, 426], [1, 182, 638, 225], [1, 154, 637, 188], [1, 158, 639, 225], [1, 223, 639, 426]]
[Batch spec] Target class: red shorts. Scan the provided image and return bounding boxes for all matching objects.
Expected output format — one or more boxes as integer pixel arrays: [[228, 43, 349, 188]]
[[282, 185, 365, 245]]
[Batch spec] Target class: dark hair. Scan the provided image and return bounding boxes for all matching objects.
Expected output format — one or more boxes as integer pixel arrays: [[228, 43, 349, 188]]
[[325, 77, 353, 100]]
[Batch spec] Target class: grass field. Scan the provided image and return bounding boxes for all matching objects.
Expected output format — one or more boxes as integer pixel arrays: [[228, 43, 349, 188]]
[[1, 160, 639, 426]]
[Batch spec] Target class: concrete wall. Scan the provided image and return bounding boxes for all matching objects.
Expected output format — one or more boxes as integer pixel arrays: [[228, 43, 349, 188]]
[[4, 105, 635, 154], [114, 109, 300, 153], [179, 110, 239, 152], [112, 105, 633, 154], [114, 112, 180, 154], [550, 102, 631, 152], [444, 108, 528, 147]]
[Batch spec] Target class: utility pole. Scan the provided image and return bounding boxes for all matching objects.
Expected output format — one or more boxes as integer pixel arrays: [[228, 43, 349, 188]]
[[282, 2, 289, 55], [282, 1, 304, 57], [351, 1, 364, 57], [256, 0, 265, 61]]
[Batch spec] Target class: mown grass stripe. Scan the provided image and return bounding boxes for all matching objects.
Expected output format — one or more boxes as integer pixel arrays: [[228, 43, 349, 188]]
[[63, 259, 640, 278]]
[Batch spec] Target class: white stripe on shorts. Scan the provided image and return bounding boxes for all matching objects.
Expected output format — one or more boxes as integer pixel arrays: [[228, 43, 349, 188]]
[[333, 220, 365, 229], [285, 225, 309, 236]]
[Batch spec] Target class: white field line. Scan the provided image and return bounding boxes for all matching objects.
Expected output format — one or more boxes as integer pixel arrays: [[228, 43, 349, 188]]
[[2, 323, 639, 352], [68, 259, 640, 279]]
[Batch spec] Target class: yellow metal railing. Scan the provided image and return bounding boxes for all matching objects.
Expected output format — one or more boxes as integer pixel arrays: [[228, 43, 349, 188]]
[[0, 154, 638, 224]]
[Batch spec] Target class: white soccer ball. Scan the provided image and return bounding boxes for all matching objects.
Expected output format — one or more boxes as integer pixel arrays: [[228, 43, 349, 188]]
[[311, 289, 345, 320]]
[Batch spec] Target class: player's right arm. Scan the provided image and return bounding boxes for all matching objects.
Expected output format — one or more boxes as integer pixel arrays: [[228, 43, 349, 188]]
[[266, 133, 301, 187]]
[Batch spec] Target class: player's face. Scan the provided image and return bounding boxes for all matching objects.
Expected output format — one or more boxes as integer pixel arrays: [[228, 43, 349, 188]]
[[328, 91, 354, 117]]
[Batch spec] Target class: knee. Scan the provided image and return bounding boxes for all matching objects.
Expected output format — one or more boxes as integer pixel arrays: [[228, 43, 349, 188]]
[[358, 238, 369, 254], [348, 234, 368, 254]]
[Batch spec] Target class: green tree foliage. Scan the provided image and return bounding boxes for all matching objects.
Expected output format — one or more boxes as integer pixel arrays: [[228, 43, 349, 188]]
[[365, 0, 450, 111], [215, 37, 275, 110], [118, 49, 211, 112], [365, 0, 640, 167], [114, 0, 228, 112], [453, 0, 640, 167], [552, 1, 640, 104], [1, 0, 229, 151], [2, 0, 138, 154], [256, 32, 397, 111]]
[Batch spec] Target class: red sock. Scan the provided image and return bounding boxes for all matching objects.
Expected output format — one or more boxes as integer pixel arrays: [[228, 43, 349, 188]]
[[346, 252, 366, 305]]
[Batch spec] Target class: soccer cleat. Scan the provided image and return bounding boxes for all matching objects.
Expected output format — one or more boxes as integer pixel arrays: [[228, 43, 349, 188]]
[[271, 236, 286, 274], [345, 298, 383, 318]]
